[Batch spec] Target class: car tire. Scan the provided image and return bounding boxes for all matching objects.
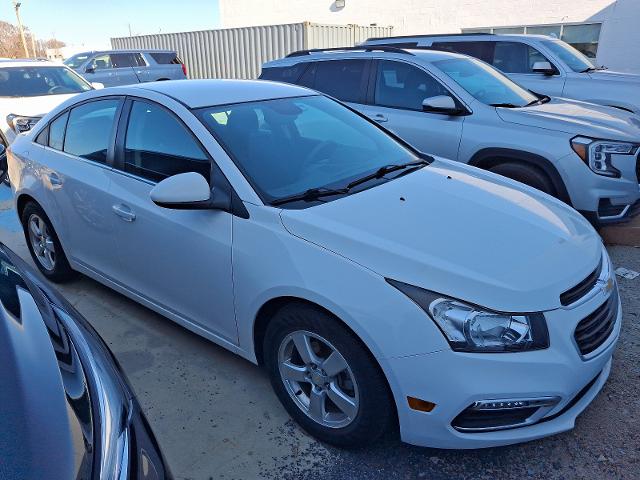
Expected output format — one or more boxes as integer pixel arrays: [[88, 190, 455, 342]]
[[489, 162, 557, 197], [21, 202, 76, 282], [264, 302, 395, 448]]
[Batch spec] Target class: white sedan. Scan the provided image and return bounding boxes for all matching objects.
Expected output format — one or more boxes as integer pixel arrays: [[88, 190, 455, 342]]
[[7, 79, 620, 449]]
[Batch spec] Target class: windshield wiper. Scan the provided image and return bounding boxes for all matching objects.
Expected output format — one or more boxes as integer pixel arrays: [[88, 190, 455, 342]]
[[489, 103, 520, 108], [271, 187, 348, 206], [346, 159, 430, 190]]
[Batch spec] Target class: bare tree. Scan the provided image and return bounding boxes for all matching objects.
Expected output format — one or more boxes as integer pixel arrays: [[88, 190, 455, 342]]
[[0, 20, 66, 58]]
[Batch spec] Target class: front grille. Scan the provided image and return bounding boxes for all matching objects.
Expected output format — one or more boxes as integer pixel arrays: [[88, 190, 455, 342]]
[[560, 258, 602, 306], [574, 290, 618, 356]]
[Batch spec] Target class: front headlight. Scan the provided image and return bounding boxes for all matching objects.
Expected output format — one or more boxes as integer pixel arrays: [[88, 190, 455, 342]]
[[571, 136, 638, 178], [387, 279, 549, 353], [6, 114, 41, 134]]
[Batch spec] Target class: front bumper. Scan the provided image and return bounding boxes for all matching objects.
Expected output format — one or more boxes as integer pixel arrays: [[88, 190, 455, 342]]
[[386, 286, 621, 449]]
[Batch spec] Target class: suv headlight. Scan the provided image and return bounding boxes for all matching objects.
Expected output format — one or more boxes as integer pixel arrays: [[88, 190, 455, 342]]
[[6, 114, 41, 134], [387, 279, 549, 353], [571, 136, 638, 178]]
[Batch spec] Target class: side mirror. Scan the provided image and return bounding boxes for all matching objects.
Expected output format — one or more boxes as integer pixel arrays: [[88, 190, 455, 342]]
[[532, 61, 556, 76], [91, 82, 105, 90], [150, 172, 213, 209], [422, 95, 461, 115], [85, 65, 95, 74]]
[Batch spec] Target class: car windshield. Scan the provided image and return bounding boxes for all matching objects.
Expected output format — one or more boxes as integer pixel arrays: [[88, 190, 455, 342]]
[[434, 57, 539, 107], [64, 53, 92, 69], [197, 95, 419, 205], [0, 66, 92, 98], [540, 40, 597, 72]]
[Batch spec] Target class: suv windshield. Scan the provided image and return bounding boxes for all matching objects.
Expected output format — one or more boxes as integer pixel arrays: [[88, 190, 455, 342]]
[[0, 66, 92, 97], [540, 40, 596, 72], [434, 57, 539, 107], [197, 95, 420, 206], [64, 53, 92, 69]]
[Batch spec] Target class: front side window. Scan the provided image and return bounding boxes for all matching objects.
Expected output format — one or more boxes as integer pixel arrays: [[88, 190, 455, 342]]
[[299, 60, 368, 103], [375, 60, 450, 110], [48, 112, 69, 151], [435, 57, 538, 107], [64, 99, 119, 163], [90, 54, 113, 70], [0, 67, 92, 98], [124, 101, 210, 182], [493, 42, 552, 73], [198, 95, 418, 204], [541, 39, 596, 72]]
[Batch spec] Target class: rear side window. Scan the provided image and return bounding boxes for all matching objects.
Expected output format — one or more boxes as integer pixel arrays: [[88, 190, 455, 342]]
[[64, 99, 119, 163], [375, 60, 450, 111], [493, 42, 551, 73], [259, 64, 307, 84], [110, 53, 138, 68], [432, 41, 495, 63], [298, 60, 368, 103], [48, 112, 69, 151], [124, 100, 210, 183], [149, 52, 181, 64]]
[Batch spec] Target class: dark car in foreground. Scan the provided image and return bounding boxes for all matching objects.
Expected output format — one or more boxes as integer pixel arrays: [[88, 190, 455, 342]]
[[0, 241, 171, 479]]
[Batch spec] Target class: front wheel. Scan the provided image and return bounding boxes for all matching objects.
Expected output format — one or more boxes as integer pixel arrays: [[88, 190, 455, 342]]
[[264, 303, 395, 448], [489, 162, 557, 198]]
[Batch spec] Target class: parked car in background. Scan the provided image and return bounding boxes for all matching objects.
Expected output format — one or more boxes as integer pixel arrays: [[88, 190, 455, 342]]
[[0, 59, 96, 154], [7, 80, 621, 449], [261, 47, 640, 225], [363, 34, 640, 114], [64, 49, 187, 87], [0, 239, 171, 479]]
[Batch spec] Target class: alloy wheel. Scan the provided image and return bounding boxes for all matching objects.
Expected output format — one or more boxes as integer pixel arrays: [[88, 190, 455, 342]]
[[27, 214, 56, 271], [278, 330, 359, 428]]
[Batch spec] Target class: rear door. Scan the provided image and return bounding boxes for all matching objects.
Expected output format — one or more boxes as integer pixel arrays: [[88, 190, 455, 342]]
[[357, 59, 464, 159], [107, 97, 236, 342], [29, 97, 123, 278], [296, 58, 371, 106]]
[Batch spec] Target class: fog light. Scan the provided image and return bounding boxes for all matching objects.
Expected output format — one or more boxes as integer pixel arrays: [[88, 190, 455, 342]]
[[452, 396, 560, 432]]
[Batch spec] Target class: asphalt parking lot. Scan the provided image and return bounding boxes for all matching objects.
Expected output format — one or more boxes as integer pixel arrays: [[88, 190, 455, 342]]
[[1, 183, 638, 480]]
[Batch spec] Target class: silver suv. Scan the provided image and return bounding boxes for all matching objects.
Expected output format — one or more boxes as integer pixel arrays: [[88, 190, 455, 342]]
[[64, 50, 187, 87], [364, 34, 640, 114], [261, 47, 640, 224]]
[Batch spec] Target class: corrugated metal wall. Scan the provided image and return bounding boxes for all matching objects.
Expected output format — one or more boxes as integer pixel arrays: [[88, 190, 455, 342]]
[[111, 22, 393, 79]]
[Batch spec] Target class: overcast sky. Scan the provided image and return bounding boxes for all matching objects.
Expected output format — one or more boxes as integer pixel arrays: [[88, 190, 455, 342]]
[[1, 0, 221, 49]]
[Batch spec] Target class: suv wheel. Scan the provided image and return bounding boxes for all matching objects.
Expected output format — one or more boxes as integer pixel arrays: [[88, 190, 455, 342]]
[[264, 303, 394, 448], [21, 202, 76, 282], [489, 162, 557, 197]]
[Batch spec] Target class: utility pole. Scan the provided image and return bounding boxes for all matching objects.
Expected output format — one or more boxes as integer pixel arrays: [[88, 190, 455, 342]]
[[13, 1, 30, 58], [30, 31, 37, 58]]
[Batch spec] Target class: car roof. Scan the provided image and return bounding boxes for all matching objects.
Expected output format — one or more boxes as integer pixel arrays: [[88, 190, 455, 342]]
[[130, 79, 316, 108], [71, 49, 176, 55], [0, 59, 66, 68], [367, 33, 554, 43], [263, 47, 468, 68]]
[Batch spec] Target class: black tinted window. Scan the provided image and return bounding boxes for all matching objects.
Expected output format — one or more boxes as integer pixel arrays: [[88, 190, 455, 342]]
[[48, 112, 68, 151], [493, 42, 550, 73], [35, 126, 48, 146], [375, 60, 450, 110], [432, 41, 495, 63], [133, 53, 146, 67], [149, 52, 180, 64], [303, 60, 367, 103], [64, 99, 119, 163], [259, 64, 307, 83], [110, 53, 137, 68], [124, 101, 209, 183]]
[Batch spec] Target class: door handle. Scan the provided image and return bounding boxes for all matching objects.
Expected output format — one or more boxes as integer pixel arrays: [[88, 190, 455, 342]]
[[48, 172, 63, 186], [112, 204, 136, 222], [372, 114, 388, 123]]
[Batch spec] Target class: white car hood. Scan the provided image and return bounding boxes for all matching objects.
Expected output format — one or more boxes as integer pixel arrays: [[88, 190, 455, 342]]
[[496, 98, 640, 141], [0, 93, 77, 118], [280, 160, 601, 312]]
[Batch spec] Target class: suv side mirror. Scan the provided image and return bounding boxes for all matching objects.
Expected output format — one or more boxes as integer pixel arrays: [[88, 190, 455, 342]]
[[422, 95, 461, 115], [85, 65, 95, 74], [150, 172, 214, 209], [532, 61, 556, 76]]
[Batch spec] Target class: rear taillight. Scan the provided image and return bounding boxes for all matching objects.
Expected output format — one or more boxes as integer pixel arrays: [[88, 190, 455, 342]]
[[181, 63, 187, 76]]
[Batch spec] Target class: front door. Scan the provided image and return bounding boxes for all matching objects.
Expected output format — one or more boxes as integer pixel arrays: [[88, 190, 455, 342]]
[[108, 99, 237, 342], [357, 59, 464, 159]]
